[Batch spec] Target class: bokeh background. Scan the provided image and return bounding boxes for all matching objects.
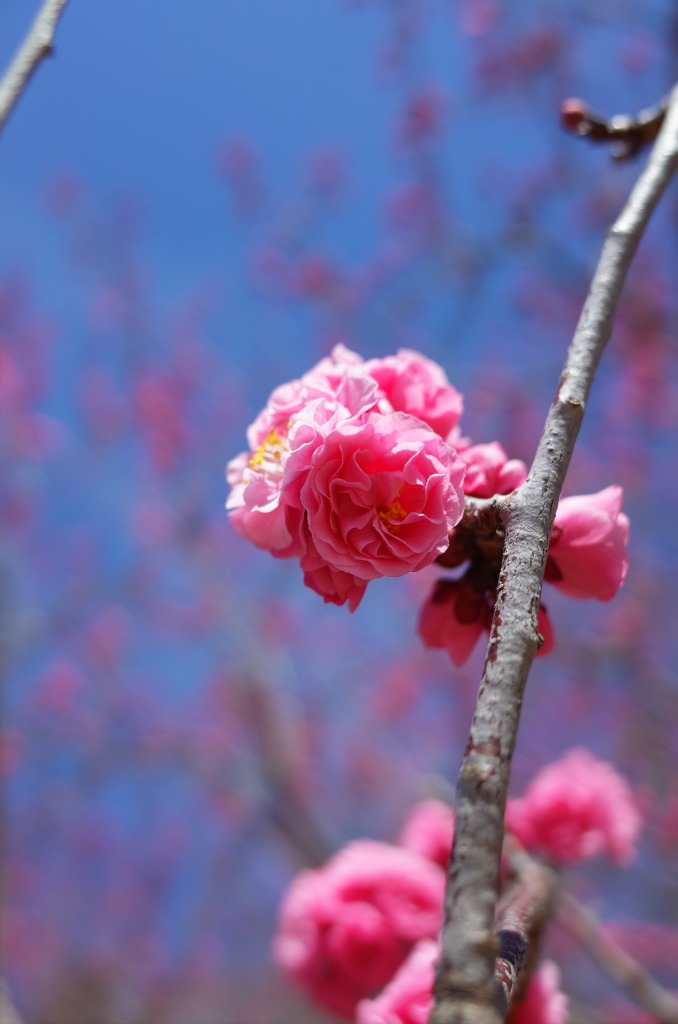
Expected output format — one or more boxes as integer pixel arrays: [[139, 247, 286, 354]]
[[2, 2, 677, 1022]]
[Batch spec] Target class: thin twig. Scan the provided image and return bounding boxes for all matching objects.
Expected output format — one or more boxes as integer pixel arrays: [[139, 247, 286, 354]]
[[558, 892, 678, 1024], [0, 0, 70, 133], [431, 83, 678, 1024], [561, 94, 669, 161], [0, 981, 24, 1024], [494, 856, 558, 1015]]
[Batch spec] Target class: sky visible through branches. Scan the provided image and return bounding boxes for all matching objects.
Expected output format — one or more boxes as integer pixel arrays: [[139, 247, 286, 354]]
[[1, 2, 678, 1022]]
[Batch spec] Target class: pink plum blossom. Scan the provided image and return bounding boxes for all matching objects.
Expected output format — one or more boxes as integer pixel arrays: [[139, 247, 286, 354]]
[[398, 800, 455, 870], [227, 366, 380, 557], [297, 411, 465, 581], [245, 344, 378, 450], [273, 841, 445, 1019], [506, 748, 642, 866], [545, 486, 630, 601], [300, 532, 368, 611], [460, 441, 527, 498], [508, 960, 568, 1024], [356, 939, 437, 1024], [418, 578, 491, 665], [365, 348, 463, 438]]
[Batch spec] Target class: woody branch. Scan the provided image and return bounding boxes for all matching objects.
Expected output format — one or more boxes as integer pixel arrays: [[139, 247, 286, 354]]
[[0, 0, 69, 133], [431, 82, 678, 1024]]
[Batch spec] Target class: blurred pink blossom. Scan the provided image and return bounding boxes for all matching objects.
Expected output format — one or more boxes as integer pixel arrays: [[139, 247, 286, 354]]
[[356, 938, 437, 1024], [274, 841, 444, 1018], [545, 486, 630, 601], [397, 86, 447, 147], [357, 946, 567, 1024], [508, 960, 568, 1024], [506, 748, 641, 865], [398, 800, 454, 870]]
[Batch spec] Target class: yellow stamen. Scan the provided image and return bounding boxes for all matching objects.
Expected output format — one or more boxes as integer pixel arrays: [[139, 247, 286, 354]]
[[249, 429, 283, 469], [378, 491, 407, 534]]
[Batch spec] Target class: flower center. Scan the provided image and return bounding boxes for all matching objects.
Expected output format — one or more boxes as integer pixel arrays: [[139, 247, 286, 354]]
[[377, 490, 407, 534], [249, 429, 285, 471]]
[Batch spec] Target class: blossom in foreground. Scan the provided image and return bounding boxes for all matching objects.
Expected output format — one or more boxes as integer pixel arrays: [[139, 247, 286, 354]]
[[506, 747, 641, 866], [273, 840, 444, 1018], [545, 485, 630, 600], [356, 944, 568, 1024], [296, 410, 465, 581], [227, 345, 466, 609]]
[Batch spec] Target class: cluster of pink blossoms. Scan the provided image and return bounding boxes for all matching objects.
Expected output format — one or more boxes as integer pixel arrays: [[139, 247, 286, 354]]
[[227, 345, 466, 610], [227, 345, 630, 661], [274, 750, 640, 1021]]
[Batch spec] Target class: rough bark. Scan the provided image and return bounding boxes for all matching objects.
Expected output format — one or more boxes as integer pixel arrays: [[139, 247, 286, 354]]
[[431, 82, 678, 1024]]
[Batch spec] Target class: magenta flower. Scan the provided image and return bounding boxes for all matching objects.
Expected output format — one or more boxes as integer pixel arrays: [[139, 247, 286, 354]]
[[356, 939, 437, 1024], [226, 361, 380, 558], [545, 485, 630, 601], [418, 578, 492, 666], [508, 960, 568, 1024], [459, 441, 527, 498], [299, 532, 368, 611], [365, 348, 463, 439], [273, 841, 444, 1019], [227, 344, 466, 607], [506, 748, 642, 866], [297, 411, 465, 581], [398, 800, 455, 870]]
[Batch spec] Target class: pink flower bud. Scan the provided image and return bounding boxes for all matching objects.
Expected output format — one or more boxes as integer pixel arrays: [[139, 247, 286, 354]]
[[545, 486, 630, 601]]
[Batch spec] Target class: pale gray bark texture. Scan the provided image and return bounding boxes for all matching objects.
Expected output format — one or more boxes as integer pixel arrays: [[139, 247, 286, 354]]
[[0, 0, 69, 133], [431, 83, 678, 1024]]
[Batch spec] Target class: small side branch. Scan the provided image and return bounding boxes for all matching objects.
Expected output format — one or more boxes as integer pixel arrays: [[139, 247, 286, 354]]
[[431, 83, 678, 1024], [558, 893, 678, 1024], [494, 857, 558, 1015], [0, 0, 70, 133], [560, 94, 669, 161]]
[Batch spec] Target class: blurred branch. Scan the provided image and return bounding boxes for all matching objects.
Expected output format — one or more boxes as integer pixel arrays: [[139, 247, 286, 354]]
[[494, 855, 558, 1015], [0, 0, 69, 133], [0, 981, 24, 1024], [432, 82, 678, 1024], [558, 892, 678, 1024]]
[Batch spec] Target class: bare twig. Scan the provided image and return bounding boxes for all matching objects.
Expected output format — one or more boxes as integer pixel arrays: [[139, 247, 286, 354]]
[[558, 893, 678, 1024], [0, 0, 69, 133], [494, 856, 558, 1015], [0, 981, 24, 1024], [431, 83, 678, 1024], [561, 94, 669, 161]]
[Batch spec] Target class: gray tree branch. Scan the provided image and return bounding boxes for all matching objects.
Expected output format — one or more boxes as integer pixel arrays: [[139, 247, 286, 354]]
[[431, 82, 678, 1024], [0, 0, 69, 134]]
